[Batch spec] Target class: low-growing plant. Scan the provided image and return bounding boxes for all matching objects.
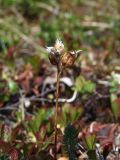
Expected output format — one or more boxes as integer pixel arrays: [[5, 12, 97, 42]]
[[58, 105, 83, 127], [83, 132, 97, 160], [63, 124, 78, 160], [109, 72, 120, 121], [46, 39, 82, 159], [74, 75, 96, 94]]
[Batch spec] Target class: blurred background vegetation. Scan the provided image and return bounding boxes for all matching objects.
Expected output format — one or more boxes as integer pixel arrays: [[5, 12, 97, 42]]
[[0, 0, 120, 113], [0, 0, 119, 106], [0, 0, 120, 54], [0, 1, 120, 159]]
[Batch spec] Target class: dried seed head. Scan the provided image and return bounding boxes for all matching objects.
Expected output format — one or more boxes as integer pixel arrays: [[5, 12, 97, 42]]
[[46, 39, 82, 67], [61, 52, 74, 67], [48, 49, 60, 65], [61, 50, 82, 67], [46, 39, 64, 66], [54, 39, 64, 53]]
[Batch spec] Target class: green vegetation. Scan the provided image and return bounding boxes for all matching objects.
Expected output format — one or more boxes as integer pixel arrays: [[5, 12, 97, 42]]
[[0, 0, 120, 159]]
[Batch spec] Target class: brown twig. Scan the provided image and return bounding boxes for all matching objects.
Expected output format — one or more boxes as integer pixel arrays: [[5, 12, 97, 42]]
[[54, 67, 62, 160]]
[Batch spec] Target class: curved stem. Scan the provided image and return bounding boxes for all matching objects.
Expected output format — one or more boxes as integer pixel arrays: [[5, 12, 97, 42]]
[[54, 67, 62, 160]]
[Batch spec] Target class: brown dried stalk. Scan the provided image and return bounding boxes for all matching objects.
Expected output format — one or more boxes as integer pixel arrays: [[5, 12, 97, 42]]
[[54, 67, 62, 160]]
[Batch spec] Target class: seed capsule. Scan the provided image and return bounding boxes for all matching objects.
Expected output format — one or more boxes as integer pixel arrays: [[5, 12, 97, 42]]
[[61, 50, 82, 67], [46, 39, 82, 67], [46, 39, 64, 66], [47, 48, 60, 65]]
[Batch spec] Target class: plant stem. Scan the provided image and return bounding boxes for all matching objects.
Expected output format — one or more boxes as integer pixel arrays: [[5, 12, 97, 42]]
[[54, 68, 62, 160]]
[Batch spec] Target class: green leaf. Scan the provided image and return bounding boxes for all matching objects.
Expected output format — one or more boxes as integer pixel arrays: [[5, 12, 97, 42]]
[[59, 105, 83, 126], [83, 133, 96, 150], [8, 80, 18, 93], [25, 108, 53, 134], [83, 80, 95, 93], [74, 76, 95, 93], [74, 76, 85, 92], [87, 150, 97, 160]]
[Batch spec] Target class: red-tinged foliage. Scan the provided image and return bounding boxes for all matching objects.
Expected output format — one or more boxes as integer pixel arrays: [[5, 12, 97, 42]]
[[7, 46, 16, 59], [80, 122, 119, 148], [0, 140, 11, 153], [115, 98, 120, 104], [1, 124, 11, 138], [0, 101, 4, 108], [16, 64, 33, 92], [8, 148, 18, 160], [0, 1, 120, 159]]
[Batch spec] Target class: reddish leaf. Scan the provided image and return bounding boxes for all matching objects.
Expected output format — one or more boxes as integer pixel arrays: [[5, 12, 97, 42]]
[[9, 149, 18, 160], [7, 46, 15, 59]]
